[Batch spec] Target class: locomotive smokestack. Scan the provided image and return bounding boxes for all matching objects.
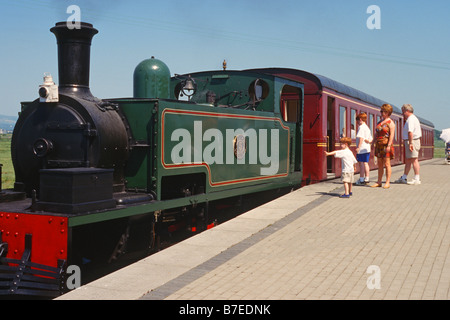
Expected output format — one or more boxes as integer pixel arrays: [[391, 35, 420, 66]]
[[50, 22, 98, 97]]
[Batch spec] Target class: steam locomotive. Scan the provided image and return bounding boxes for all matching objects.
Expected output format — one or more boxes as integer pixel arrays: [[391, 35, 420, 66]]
[[0, 21, 433, 297]]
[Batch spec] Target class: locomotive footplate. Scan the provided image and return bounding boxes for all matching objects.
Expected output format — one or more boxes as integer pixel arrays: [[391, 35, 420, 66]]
[[0, 190, 26, 203]]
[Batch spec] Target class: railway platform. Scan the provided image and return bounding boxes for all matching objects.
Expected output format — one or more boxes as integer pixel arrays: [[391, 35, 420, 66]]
[[57, 158, 449, 300]]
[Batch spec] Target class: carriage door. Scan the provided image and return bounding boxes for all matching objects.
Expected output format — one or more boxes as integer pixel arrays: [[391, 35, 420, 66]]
[[327, 97, 335, 176], [281, 85, 303, 172]]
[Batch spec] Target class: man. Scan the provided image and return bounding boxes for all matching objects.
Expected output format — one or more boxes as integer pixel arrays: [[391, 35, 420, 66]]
[[395, 104, 422, 185]]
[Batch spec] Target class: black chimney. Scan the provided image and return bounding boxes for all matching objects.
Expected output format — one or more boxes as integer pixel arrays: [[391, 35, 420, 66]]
[[50, 22, 98, 97]]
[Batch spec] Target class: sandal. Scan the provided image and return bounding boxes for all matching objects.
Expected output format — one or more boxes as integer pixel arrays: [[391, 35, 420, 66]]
[[370, 183, 382, 188]]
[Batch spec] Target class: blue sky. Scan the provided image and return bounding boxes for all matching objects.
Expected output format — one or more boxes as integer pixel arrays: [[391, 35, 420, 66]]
[[1, 0, 449, 130]]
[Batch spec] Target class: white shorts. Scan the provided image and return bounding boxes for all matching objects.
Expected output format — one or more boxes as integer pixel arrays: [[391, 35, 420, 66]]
[[405, 139, 421, 159], [341, 172, 354, 183]]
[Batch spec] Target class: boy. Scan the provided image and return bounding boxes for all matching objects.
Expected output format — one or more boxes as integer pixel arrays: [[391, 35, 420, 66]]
[[355, 112, 373, 185], [324, 137, 357, 198]]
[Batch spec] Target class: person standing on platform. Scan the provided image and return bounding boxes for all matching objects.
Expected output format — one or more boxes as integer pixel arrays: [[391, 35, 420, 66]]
[[324, 137, 357, 198], [355, 113, 373, 185], [371, 104, 395, 189], [394, 104, 422, 185]]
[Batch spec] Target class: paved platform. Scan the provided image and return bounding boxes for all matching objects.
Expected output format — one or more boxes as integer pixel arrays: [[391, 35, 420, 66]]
[[57, 158, 450, 300]]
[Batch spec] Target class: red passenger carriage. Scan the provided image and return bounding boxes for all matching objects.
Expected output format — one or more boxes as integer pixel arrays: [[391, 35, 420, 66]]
[[248, 68, 434, 185]]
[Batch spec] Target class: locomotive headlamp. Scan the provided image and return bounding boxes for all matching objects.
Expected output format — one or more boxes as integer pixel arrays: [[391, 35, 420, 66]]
[[39, 73, 59, 103]]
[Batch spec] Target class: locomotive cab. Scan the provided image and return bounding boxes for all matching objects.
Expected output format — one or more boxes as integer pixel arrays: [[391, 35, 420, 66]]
[[163, 70, 305, 198]]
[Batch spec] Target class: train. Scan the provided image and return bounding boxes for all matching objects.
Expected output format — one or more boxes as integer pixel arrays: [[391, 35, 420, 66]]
[[0, 22, 434, 297]]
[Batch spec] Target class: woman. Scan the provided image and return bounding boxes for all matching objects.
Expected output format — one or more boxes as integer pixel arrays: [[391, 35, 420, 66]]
[[371, 104, 395, 189]]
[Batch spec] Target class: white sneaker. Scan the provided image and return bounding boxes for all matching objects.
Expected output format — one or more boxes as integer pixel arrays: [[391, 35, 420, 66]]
[[407, 179, 421, 185], [394, 177, 407, 184]]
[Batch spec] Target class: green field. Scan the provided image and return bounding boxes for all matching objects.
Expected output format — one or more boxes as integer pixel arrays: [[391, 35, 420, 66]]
[[434, 129, 447, 159], [0, 134, 14, 189], [434, 146, 445, 158]]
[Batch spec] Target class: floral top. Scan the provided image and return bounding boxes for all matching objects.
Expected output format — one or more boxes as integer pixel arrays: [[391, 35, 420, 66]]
[[375, 119, 394, 159], [375, 119, 392, 141]]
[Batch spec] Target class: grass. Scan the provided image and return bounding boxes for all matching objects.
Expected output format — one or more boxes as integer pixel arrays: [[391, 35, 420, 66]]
[[0, 134, 14, 189], [434, 129, 447, 159], [434, 148, 445, 159], [434, 137, 447, 158]]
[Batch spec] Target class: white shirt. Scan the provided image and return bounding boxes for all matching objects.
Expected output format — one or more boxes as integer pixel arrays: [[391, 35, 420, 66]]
[[335, 148, 357, 173], [356, 123, 372, 154], [403, 114, 422, 140]]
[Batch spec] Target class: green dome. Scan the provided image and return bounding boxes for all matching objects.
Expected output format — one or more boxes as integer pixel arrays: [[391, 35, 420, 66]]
[[133, 56, 170, 99]]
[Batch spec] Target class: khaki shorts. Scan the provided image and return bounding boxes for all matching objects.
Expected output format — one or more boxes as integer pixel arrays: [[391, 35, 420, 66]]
[[341, 172, 354, 183], [405, 139, 421, 159]]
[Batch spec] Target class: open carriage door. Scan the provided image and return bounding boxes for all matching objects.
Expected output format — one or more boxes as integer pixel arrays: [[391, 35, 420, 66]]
[[281, 85, 303, 172], [326, 97, 336, 178]]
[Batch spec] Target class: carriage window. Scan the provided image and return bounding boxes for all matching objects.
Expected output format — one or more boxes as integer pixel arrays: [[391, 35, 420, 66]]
[[351, 109, 356, 140], [369, 114, 374, 136], [340, 106, 347, 138], [394, 120, 398, 141]]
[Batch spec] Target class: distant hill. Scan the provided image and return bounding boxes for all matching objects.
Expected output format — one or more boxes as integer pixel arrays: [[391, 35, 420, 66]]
[[0, 115, 17, 133]]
